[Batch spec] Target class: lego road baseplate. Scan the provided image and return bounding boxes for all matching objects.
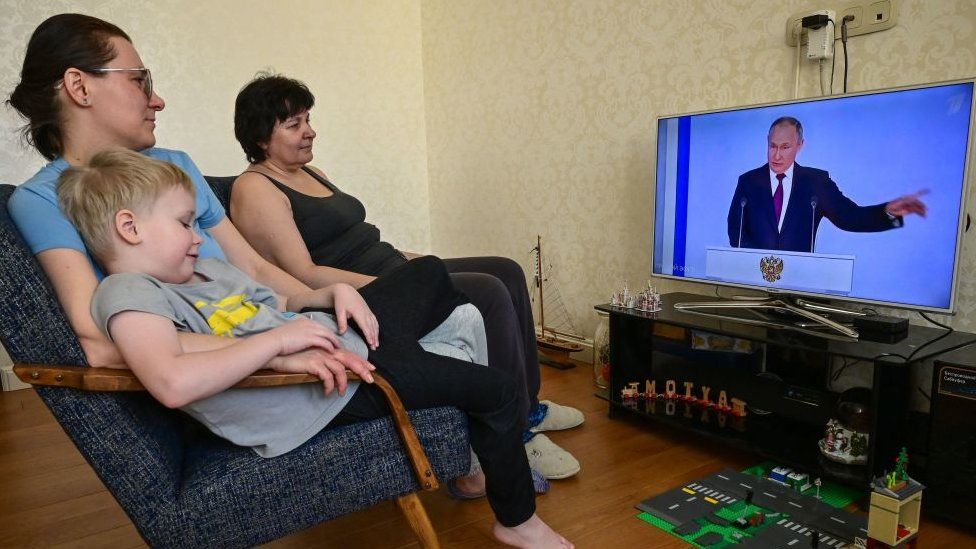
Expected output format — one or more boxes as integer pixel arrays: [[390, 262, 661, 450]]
[[636, 466, 868, 548]]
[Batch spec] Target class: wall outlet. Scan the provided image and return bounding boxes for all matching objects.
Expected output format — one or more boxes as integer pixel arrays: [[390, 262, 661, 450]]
[[785, 0, 897, 46], [805, 10, 836, 60]]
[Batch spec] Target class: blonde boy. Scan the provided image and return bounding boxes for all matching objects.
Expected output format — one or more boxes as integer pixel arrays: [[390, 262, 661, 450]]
[[59, 148, 374, 457]]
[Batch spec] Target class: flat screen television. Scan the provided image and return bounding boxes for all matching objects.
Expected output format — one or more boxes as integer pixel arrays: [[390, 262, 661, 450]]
[[652, 79, 975, 314]]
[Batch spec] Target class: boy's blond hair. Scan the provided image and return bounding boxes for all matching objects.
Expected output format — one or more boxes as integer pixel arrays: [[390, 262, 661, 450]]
[[57, 148, 196, 262]]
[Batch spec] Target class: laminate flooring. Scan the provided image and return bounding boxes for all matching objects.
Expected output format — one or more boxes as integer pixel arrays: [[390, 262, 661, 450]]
[[1, 363, 973, 548]]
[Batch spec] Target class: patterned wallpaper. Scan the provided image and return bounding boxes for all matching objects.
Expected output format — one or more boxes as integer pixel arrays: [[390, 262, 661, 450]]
[[422, 0, 976, 337], [1, 0, 975, 358], [0, 0, 431, 253]]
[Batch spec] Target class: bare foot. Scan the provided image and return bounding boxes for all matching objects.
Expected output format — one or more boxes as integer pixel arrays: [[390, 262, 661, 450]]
[[453, 470, 486, 496], [493, 514, 573, 548]]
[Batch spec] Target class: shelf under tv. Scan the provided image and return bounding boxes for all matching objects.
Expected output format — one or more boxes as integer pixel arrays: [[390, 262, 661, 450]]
[[596, 293, 976, 488]]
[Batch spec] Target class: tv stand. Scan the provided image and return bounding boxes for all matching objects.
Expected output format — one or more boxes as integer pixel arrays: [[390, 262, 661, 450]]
[[596, 292, 976, 487], [674, 295, 860, 338]]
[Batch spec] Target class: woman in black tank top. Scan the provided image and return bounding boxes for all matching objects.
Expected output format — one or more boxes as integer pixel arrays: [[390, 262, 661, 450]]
[[245, 167, 407, 275], [231, 74, 584, 483]]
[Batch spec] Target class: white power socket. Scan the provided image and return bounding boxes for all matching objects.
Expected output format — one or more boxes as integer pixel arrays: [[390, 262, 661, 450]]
[[805, 9, 836, 60], [786, 0, 897, 46]]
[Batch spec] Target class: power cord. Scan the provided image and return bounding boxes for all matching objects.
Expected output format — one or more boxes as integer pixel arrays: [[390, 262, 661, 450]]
[[830, 357, 869, 383], [829, 25, 836, 94], [794, 21, 803, 98], [818, 19, 836, 95], [906, 311, 954, 363], [819, 59, 826, 95], [841, 15, 855, 93]]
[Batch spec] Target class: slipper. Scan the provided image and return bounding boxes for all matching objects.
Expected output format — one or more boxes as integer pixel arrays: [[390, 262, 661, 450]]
[[530, 400, 585, 433], [525, 433, 580, 479], [446, 477, 486, 500]]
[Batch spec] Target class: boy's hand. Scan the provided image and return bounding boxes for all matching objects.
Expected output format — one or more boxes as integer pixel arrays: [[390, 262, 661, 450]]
[[330, 284, 379, 350], [269, 317, 341, 355], [269, 348, 375, 396]]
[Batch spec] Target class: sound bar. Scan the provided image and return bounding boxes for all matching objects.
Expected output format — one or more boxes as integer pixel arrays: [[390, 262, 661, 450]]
[[852, 314, 908, 334]]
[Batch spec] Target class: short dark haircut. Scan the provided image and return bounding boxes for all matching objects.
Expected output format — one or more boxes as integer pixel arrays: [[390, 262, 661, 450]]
[[7, 14, 131, 160], [234, 74, 316, 163], [768, 116, 804, 142]]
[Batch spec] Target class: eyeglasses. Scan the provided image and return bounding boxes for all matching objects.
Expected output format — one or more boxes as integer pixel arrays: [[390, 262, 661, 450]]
[[89, 67, 153, 99]]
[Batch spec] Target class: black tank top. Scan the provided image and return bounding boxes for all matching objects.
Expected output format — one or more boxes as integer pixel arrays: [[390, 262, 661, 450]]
[[249, 167, 407, 276]]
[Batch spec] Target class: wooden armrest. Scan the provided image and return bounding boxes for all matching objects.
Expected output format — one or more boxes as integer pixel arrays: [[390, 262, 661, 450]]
[[14, 363, 320, 391], [14, 363, 439, 491]]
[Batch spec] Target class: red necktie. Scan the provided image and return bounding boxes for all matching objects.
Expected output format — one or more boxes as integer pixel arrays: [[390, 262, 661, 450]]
[[773, 173, 785, 228]]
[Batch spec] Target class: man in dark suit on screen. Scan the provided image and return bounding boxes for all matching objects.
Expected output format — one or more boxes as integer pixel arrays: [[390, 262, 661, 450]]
[[727, 116, 927, 252]]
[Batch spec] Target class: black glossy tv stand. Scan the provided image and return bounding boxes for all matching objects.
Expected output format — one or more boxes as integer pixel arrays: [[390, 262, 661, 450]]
[[597, 292, 976, 488]]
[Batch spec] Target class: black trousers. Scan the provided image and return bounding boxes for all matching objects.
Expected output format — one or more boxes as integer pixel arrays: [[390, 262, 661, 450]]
[[330, 256, 536, 527], [443, 257, 541, 430]]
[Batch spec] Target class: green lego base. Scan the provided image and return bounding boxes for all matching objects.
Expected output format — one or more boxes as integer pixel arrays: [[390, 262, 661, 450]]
[[637, 504, 769, 548], [637, 463, 866, 547], [741, 461, 862, 508]]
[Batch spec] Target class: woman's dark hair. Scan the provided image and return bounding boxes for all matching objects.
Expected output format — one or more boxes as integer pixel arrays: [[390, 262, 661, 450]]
[[234, 74, 316, 163], [7, 14, 130, 161]]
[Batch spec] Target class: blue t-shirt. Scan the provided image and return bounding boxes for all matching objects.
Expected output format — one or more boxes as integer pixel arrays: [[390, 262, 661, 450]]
[[9, 148, 226, 279]]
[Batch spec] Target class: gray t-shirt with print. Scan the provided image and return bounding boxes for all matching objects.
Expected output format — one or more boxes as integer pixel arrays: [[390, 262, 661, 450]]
[[91, 258, 365, 458]]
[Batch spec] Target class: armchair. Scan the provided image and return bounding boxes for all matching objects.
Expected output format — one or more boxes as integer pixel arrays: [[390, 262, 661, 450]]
[[0, 184, 470, 548]]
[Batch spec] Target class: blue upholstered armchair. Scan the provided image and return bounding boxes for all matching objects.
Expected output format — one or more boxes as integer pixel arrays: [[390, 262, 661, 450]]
[[0, 184, 470, 548]]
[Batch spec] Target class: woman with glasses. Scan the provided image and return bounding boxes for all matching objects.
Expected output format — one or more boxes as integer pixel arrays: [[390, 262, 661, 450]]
[[6, 15, 574, 547]]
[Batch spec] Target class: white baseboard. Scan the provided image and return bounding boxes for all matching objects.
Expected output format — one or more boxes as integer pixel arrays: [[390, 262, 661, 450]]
[[1, 363, 30, 391]]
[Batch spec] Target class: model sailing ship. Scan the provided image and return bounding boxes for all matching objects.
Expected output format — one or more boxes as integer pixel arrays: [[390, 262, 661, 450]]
[[531, 236, 584, 369]]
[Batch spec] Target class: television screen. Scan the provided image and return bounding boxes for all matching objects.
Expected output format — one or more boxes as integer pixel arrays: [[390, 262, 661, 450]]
[[652, 80, 974, 313]]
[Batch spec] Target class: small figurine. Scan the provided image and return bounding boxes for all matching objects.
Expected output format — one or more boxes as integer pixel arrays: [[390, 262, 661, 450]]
[[610, 280, 661, 312], [769, 466, 792, 485], [819, 418, 868, 464], [814, 477, 822, 500], [717, 390, 730, 411], [645, 379, 656, 398], [700, 386, 712, 406], [786, 471, 812, 492], [730, 397, 748, 417], [665, 379, 677, 399], [747, 511, 765, 527]]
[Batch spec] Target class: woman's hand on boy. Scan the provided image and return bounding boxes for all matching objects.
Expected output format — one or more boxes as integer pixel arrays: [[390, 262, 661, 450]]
[[285, 284, 379, 350], [269, 317, 341, 355], [329, 283, 379, 350]]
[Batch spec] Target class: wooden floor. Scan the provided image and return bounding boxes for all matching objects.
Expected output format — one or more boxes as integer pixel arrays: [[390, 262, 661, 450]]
[[1, 363, 974, 548]]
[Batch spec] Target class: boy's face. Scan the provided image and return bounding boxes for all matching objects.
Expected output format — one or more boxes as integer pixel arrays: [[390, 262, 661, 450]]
[[134, 187, 201, 283]]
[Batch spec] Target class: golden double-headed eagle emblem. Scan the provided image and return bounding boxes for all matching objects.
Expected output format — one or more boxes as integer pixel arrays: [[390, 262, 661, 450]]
[[759, 255, 784, 283]]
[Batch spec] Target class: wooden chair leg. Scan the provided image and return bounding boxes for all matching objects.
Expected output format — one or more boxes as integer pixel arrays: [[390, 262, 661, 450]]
[[396, 492, 440, 549]]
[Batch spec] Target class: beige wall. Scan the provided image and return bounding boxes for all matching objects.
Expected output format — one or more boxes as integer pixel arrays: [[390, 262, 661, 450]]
[[422, 0, 976, 336], [2, 0, 975, 354], [0, 0, 432, 252]]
